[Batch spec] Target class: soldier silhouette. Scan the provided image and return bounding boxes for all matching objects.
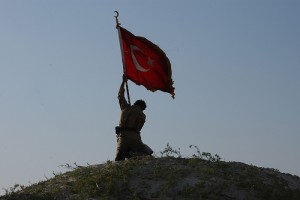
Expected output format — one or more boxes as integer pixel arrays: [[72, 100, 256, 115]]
[[115, 75, 153, 161]]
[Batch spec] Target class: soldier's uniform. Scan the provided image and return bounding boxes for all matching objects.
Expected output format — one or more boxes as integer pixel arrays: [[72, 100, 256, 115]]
[[115, 83, 153, 161]]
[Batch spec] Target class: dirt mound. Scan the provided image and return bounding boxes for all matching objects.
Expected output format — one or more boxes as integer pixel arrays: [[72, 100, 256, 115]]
[[1, 157, 300, 200]]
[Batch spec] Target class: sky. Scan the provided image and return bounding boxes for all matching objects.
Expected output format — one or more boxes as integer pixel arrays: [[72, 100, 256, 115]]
[[0, 0, 299, 195]]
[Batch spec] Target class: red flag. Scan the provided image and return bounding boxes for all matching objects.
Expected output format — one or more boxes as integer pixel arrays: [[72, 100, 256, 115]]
[[119, 26, 175, 98]]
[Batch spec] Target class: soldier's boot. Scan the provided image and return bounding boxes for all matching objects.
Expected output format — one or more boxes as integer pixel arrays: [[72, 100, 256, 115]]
[[115, 151, 126, 161]]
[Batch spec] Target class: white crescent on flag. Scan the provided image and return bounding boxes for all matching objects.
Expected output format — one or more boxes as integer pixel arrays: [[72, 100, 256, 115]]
[[130, 45, 150, 72]]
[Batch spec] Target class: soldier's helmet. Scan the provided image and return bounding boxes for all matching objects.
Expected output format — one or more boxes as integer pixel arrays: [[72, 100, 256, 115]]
[[134, 100, 147, 111]]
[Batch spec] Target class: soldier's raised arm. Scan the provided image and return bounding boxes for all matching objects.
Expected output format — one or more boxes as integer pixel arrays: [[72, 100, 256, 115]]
[[118, 76, 129, 110]]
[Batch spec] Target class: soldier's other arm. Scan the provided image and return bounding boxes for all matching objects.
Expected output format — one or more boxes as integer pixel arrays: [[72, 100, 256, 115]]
[[118, 78, 129, 110]]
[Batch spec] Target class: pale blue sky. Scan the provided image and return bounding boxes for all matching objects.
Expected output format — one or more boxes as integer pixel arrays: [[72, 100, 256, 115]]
[[1, 0, 299, 194]]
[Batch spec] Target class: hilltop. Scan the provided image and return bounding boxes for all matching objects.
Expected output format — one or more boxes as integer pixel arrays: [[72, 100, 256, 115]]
[[1, 147, 300, 200]]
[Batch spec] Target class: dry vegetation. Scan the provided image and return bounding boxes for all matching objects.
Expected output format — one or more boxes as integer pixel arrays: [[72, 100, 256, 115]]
[[1, 144, 300, 200]]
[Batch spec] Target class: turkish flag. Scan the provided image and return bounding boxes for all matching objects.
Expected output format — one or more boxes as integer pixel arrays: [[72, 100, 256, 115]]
[[119, 26, 175, 98]]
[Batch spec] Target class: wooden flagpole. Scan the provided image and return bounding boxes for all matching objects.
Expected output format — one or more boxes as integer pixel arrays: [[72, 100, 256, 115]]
[[114, 11, 131, 105]]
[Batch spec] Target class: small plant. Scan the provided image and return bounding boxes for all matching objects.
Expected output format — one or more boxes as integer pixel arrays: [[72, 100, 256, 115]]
[[58, 163, 79, 170], [189, 145, 221, 162], [189, 144, 202, 158], [4, 184, 24, 196], [159, 143, 182, 158]]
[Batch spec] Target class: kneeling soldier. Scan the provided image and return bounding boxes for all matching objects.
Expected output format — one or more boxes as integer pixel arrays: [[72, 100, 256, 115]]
[[115, 76, 153, 161]]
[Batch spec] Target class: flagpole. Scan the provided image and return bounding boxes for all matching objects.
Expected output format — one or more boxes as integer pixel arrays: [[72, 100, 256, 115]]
[[114, 11, 131, 105]]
